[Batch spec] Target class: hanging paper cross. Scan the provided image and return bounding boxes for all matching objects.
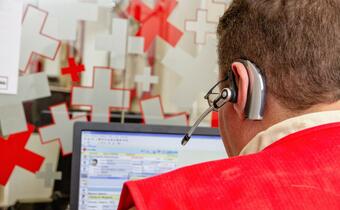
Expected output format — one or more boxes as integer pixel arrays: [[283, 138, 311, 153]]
[[36, 163, 62, 188], [135, 67, 159, 92], [140, 96, 188, 126], [185, 9, 217, 45], [127, 0, 183, 51], [0, 125, 45, 186], [61, 58, 85, 82], [71, 67, 132, 122], [95, 18, 144, 70], [162, 38, 218, 109], [0, 72, 51, 136], [38, 0, 98, 40], [39, 103, 87, 155], [20, 5, 61, 73], [1, 133, 60, 204]]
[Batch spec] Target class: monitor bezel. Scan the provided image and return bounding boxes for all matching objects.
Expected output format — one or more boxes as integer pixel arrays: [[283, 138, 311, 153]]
[[70, 122, 221, 210]]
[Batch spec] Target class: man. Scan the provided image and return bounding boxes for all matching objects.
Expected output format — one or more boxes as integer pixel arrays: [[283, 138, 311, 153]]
[[119, 0, 340, 209]]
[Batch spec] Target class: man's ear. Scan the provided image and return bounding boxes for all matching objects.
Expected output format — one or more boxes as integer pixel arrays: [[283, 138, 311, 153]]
[[231, 62, 249, 119]]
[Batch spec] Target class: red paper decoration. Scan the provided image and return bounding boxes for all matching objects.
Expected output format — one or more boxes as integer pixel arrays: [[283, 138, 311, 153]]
[[127, 0, 183, 51], [211, 111, 219, 128], [0, 125, 45, 186], [61, 58, 85, 82]]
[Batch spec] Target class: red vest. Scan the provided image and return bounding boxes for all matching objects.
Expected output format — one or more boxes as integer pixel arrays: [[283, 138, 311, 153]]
[[118, 123, 340, 210]]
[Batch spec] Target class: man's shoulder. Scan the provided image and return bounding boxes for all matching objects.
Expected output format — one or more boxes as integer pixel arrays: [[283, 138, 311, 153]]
[[119, 123, 340, 210], [134, 122, 340, 182]]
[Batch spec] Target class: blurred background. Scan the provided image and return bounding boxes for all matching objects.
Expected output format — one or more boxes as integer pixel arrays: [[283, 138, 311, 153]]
[[0, 0, 231, 209]]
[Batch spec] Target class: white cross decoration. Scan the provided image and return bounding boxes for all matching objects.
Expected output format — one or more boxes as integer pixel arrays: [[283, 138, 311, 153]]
[[140, 96, 188, 126], [20, 5, 61, 73], [0, 72, 51, 136], [38, 0, 98, 40], [95, 18, 144, 70], [162, 38, 218, 109], [185, 9, 217, 45], [36, 163, 62, 188], [135, 67, 159, 92], [71, 67, 131, 122], [128, 36, 144, 55], [166, 1, 201, 55], [39, 103, 87, 155]]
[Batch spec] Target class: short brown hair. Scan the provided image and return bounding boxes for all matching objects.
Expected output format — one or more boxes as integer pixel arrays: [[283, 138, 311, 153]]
[[217, 0, 340, 110]]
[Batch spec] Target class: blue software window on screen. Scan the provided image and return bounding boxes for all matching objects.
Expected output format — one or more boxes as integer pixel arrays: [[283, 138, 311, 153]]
[[78, 131, 227, 210]]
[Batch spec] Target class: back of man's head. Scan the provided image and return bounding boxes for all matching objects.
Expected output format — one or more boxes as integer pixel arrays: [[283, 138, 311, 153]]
[[217, 0, 340, 111]]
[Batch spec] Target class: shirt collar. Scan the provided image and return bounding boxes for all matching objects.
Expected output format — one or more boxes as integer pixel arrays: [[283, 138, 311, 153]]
[[239, 111, 340, 156]]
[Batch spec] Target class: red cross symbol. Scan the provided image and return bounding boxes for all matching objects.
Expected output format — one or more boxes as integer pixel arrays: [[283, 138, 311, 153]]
[[127, 0, 183, 51], [61, 58, 85, 82], [0, 125, 45, 186]]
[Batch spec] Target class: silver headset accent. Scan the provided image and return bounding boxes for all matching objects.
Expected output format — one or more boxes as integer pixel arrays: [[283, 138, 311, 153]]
[[181, 59, 266, 146], [240, 59, 266, 120]]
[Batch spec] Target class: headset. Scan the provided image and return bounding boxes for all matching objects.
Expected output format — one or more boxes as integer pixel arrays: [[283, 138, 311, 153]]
[[182, 59, 266, 146]]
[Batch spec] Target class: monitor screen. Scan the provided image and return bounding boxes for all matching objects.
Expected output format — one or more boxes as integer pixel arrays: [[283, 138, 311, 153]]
[[78, 130, 226, 210]]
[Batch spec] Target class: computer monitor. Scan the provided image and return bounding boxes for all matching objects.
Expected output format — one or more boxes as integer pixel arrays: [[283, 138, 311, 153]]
[[70, 122, 227, 210]]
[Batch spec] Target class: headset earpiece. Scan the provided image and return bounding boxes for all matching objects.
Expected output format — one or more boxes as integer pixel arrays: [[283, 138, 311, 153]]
[[228, 70, 238, 103], [181, 59, 266, 146], [229, 59, 266, 120]]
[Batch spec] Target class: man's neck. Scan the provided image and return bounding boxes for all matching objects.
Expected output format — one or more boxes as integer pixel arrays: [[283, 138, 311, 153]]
[[233, 99, 340, 156], [239, 110, 340, 155], [262, 99, 340, 133], [304, 100, 340, 114]]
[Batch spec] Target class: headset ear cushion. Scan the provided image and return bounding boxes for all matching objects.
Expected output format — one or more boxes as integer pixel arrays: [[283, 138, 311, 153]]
[[228, 70, 238, 103]]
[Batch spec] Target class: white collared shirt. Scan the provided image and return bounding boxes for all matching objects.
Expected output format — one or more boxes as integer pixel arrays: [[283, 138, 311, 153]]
[[239, 111, 340, 156]]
